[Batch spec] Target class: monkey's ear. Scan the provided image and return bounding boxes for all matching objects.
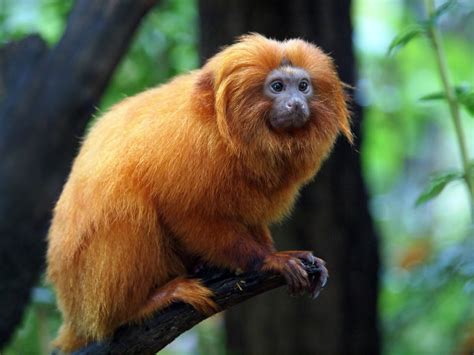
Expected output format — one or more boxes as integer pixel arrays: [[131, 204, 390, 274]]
[[193, 70, 217, 120], [194, 69, 236, 149], [196, 69, 214, 93], [212, 74, 239, 150]]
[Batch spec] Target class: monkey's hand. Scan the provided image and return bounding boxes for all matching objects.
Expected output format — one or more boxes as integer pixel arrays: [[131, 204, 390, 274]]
[[261, 251, 328, 298]]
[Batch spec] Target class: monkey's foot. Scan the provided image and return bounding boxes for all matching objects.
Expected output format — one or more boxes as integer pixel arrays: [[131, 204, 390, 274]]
[[262, 251, 328, 298], [137, 278, 218, 320]]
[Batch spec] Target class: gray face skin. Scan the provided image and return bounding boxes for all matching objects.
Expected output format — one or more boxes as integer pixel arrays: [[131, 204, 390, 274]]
[[264, 66, 314, 130]]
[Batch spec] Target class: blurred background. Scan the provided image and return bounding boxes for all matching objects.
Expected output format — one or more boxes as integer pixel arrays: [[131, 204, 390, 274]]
[[0, 0, 472, 354]]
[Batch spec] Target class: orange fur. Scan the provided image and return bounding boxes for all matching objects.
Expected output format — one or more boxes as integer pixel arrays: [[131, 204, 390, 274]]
[[47, 33, 351, 351]]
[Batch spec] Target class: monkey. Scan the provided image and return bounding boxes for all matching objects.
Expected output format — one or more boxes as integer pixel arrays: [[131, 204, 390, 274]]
[[46, 33, 352, 352]]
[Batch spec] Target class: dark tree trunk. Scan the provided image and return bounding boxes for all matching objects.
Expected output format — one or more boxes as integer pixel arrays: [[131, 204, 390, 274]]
[[0, 0, 158, 347], [198, 0, 380, 354]]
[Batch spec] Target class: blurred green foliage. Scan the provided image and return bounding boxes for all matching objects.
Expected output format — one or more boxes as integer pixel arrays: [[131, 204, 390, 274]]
[[0, 0, 73, 44], [354, 0, 474, 354], [99, 0, 199, 111], [1, 0, 473, 354]]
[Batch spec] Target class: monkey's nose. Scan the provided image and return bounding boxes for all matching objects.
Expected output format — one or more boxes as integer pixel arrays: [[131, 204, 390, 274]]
[[286, 99, 304, 112]]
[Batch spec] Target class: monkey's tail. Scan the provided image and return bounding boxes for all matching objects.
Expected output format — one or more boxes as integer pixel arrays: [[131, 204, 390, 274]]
[[52, 323, 89, 353]]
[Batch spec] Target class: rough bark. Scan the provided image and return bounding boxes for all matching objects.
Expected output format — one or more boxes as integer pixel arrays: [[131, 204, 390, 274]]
[[0, 0, 158, 347], [71, 262, 324, 354], [198, 0, 381, 354]]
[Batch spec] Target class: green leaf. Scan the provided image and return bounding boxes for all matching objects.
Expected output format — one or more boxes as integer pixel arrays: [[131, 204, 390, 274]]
[[415, 171, 463, 206], [419, 85, 474, 116], [430, 0, 457, 23], [457, 87, 474, 116], [419, 92, 446, 101], [387, 26, 427, 55]]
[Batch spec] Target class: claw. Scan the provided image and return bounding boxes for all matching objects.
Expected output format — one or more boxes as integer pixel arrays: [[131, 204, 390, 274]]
[[320, 272, 328, 288], [309, 257, 329, 299]]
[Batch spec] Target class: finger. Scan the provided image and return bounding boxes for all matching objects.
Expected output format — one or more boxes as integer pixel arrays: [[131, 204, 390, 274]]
[[309, 268, 329, 299], [285, 264, 303, 294], [314, 257, 326, 267], [296, 260, 311, 291], [315, 260, 329, 287], [301, 252, 316, 264], [288, 251, 316, 264], [288, 259, 309, 292], [283, 272, 295, 293]]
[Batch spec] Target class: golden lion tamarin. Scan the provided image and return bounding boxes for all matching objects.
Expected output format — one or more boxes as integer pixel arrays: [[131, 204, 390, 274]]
[[47, 33, 352, 351]]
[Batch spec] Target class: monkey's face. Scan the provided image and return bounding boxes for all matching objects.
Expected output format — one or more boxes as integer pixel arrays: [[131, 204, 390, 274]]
[[264, 66, 313, 130], [200, 34, 353, 153]]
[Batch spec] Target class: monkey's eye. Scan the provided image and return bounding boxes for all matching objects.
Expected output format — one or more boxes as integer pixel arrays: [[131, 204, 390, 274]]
[[299, 80, 309, 92], [271, 81, 284, 93]]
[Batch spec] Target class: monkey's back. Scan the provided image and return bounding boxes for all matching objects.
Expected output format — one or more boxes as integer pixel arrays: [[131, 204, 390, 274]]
[[46, 73, 216, 347], [52, 73, 211, 227]]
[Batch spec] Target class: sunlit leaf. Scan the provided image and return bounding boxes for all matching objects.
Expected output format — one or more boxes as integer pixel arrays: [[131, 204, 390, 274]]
[[387, 26, 426, 55], [399, 239, 432, 270], [419, 85, 474, 116], [415, 171, 463, 206]]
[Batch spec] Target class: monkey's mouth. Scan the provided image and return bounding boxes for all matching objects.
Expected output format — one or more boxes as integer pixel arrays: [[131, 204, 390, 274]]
[[269, 113, 310, 130]]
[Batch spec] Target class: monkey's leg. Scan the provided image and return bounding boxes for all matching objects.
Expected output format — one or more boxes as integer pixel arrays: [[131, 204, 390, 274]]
[[136, 277, 218, 320], [50, 217, 188, 350]]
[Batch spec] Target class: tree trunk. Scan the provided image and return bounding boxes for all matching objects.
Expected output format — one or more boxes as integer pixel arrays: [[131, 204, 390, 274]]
[[198, 0, 380, 354], [0, 0, 158, 347]]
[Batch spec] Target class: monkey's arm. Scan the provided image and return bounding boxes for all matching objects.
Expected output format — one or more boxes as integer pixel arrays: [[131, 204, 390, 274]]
[[71, 259, 325, 354], [170, 218, 272, 270], [172, 218, 327, 296]]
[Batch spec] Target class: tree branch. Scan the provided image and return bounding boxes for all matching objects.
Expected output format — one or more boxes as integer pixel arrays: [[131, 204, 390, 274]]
[[72, 261, 325, 354]]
